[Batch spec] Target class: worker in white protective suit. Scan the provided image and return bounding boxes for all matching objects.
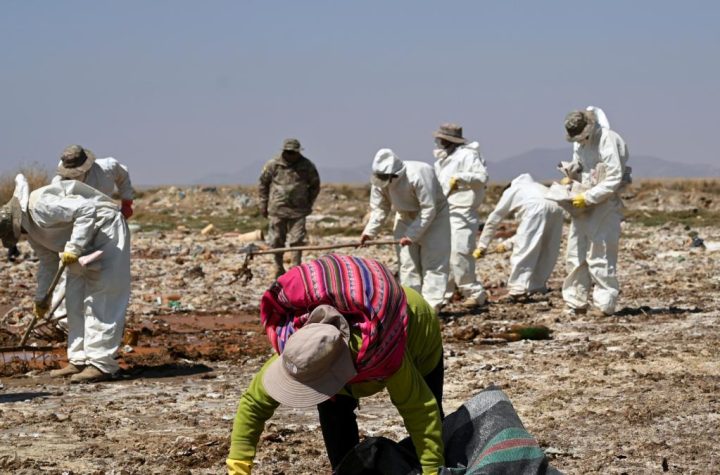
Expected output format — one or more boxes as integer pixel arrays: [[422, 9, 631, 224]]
[[50, 144, 134, 325], [0, 174, 131, 383], [433, 123, 489, 307], [561, 106, 630, 316], [474, 174, 565, 300], [360, 149, 451, 312]]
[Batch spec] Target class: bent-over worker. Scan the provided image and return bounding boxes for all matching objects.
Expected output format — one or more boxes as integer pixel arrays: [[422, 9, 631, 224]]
[[0, 174, 131, 383], [227, 254, 444, 475], [475, 173, 564, 300]]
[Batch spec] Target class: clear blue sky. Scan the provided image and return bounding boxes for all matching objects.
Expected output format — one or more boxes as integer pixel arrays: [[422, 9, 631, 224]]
[[1, 1, 718, 184]]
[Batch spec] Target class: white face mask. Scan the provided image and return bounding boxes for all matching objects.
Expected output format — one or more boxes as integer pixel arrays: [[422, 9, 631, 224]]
[[433, 148, 448, 160]]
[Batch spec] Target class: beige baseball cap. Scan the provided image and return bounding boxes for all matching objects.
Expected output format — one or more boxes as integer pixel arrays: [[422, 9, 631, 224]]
[[263, 306, 357, 407]]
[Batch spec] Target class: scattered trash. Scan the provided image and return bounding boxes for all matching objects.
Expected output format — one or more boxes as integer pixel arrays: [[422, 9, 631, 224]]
[[491, 324, 552, 342], [123, 329, 139, 346], [704, 241, 720, 252], [200, 224, 216, 235], [231, 192, 254, 209], [687, 230, 705, 248], [239, 229, 263, 242], [162, 294, 182, 305]]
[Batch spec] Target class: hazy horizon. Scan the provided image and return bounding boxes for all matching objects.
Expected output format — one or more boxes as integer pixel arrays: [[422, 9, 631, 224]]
[[1, 1, 718, 185]]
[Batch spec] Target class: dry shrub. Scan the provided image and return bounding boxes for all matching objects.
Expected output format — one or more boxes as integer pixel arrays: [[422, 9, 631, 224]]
[[0, 163, 50, 203], [634, 178, 720, 195]]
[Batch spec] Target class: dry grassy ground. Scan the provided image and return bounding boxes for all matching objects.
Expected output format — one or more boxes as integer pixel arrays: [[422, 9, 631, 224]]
[[0, 180, 719, 474]]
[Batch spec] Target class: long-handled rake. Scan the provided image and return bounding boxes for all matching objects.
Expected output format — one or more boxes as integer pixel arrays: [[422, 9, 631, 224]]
[[236, 240, 400, 285]]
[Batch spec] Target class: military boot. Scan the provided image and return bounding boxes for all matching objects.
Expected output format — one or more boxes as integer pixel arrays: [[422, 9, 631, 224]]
[[291, 250, 302, 268], [461, 290, 488, 308], [70, 365, 112, 384], [49, 363, 84, 378], [273, 253, 286, 279]]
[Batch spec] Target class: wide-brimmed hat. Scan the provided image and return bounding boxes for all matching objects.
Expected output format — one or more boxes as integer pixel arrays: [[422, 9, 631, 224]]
[[564, 111, 596, 143], [282, 138, 303, 152], [433, 123, 466, 145], [57, 145, 96, 179], [0, 197, 22, 249], [263, 306, 357, 407]]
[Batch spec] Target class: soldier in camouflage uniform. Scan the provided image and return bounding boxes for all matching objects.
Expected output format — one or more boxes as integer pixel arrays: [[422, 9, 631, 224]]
[[259, 138, 321, 278]]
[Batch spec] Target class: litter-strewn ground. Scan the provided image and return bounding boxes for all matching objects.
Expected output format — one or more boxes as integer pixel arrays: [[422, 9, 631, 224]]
[[1, 181, 719, 474]]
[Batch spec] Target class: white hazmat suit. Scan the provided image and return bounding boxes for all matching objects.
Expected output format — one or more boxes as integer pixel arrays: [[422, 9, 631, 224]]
[[478, 174, 564, 296], [363, 149, 450, 310], [50, 157, 134, 321], [434, 141, 489, 304], [563, 107, 630, 315], [19, 178, 131, 374], [52, 157, 134, 201]]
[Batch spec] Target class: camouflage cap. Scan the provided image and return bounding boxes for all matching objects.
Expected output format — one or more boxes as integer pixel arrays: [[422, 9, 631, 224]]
[[0, 197, 22, 249], [564, 111, 595, 143], [282, 138, 303, 152]]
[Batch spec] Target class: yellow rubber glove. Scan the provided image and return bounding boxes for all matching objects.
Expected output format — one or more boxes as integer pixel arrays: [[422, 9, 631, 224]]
[[449, 176, 459, 192], [60, 251, 79, 265], [33, 301, 50, 319], [496, 243, 508, 253], [560, 176, 572, 185], [472, 247, 486, 259], [226, 458, 252, 475], [571, 193, 587, 209]]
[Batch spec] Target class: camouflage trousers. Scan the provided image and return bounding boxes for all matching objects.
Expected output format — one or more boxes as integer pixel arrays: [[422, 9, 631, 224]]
[[267, 216, 307, 274]]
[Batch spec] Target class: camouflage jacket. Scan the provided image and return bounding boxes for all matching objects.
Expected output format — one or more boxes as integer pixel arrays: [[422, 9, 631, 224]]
[[258, 155, 321, 218]]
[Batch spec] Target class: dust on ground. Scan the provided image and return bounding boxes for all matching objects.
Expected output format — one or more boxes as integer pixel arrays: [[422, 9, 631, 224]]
[[1, 181, 719, 474]]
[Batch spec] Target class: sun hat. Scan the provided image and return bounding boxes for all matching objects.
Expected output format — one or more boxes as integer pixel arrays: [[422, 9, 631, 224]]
[[433, 123, 466, 144], [57, 144, 96, 179], [0, 196, 21, 249], [263, 306, 357, 407], [564, 110, 596, 143]]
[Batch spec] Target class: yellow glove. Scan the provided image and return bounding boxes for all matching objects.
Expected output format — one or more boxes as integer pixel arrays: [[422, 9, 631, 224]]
[[472, 247, 486, 259], [34, 301, 50, 319], [496, 243, 508, 253], [226, 459, 252, 475], [449, 176, 459, 192], [571, 193, 587, 209], [60, 251, 79, 265], [560, 176, 572, 185]]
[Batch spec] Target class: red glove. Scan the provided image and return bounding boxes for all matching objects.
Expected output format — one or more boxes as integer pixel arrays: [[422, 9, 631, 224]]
[[121, 200, 134, 219], [399, 237, 413, 246]]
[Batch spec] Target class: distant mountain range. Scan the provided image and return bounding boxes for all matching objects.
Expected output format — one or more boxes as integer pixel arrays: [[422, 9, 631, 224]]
[[485, 148, 720, 182], [196, 149, 719, 185]]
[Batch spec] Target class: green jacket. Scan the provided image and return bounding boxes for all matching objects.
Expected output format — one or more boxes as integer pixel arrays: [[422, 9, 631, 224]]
[[258, 155, 321, 219], [229, 287, 444, 474]]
